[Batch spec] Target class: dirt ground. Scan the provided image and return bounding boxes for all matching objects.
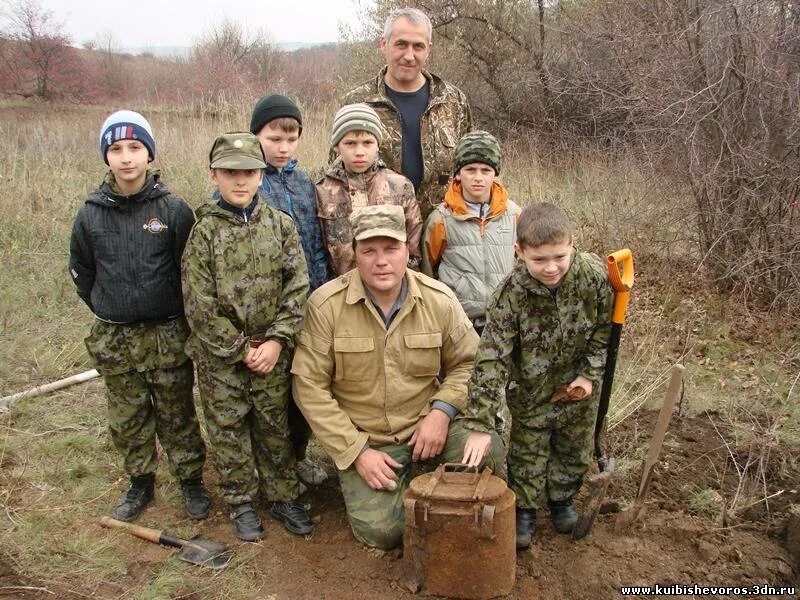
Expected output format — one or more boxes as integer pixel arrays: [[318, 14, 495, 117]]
[[1, 411, 797, 600]]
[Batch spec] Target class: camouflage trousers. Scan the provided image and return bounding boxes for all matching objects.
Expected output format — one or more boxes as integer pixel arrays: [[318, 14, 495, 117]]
[[196, 353, 299, 506], [508, 397, 598, 510], [339, 421, 506, 550], [288, 392, 312, 460], [104, 361, 206, 480]]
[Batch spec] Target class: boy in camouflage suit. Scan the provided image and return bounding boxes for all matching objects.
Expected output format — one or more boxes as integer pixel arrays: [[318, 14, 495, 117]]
[[69, 110, 209, 523], [181, 133, 313, 541], [316, 103, 422, 276], [459, 203, 613, 549]]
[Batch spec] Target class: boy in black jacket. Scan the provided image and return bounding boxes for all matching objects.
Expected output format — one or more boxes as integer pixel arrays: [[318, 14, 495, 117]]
[[69, 110, 209, 522]]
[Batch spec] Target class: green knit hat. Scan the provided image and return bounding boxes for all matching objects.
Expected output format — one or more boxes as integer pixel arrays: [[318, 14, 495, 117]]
[[453, 130, 502, 175], [330, 103, 384, 147]]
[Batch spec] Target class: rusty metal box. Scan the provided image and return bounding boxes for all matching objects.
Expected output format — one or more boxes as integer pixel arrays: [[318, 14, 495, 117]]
[[403, 464, 516, 599]]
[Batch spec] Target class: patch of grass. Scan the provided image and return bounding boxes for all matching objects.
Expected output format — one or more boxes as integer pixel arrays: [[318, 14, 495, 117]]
[[688, 487, 724, 519]]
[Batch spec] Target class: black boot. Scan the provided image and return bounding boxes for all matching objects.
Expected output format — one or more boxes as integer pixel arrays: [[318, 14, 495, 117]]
[[269, 500, 314, 536], [180, 477, 211, 520], [549, 499, 578, 534], [230, 503, 264, 541], [516, 507, 536, 549], [112, 474, 155, 522]]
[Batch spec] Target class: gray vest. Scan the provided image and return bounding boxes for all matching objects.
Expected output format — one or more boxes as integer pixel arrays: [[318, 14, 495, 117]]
[[437, 201, 518, 319]]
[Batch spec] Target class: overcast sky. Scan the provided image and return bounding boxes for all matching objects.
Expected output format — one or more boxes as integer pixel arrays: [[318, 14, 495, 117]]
[[34, 0, 370, 48]]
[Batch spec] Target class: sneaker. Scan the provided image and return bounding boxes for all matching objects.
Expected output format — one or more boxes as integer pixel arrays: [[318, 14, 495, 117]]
[[515, 507, 536, 549], [180, 477, 211, 520], [112, 474, 155, 522], [549, 499, 578, 534], [269, 500, 314, 536], [296, 458, 328, 486], [230, 503, 264, 541]]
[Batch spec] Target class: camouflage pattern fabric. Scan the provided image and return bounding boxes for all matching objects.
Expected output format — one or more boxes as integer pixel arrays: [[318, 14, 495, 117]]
[[452, 130, 502, 175], [339, 421, 505, 550], [84, 318, 206, 479], [181, 200, 309, 364], [315, 158, 422, 275], [181, 198, 308, 505], [343, 68, 473, 221], [196, 352, 299, 505], [461, 251, 614, 509]]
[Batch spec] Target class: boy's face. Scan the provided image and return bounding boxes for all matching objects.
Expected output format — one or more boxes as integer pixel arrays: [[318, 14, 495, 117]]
[[210, 168, 263, 208], [255, 121, 300, 169], [455, 162, 496, 203], [336, 131, 379, 174], [515, 239, 573, 289], [106, 139, 149, 190], [355, 236, 409, 297]]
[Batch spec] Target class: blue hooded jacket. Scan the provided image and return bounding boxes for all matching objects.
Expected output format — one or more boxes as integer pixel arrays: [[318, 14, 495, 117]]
[[258, 159, 331, 291]]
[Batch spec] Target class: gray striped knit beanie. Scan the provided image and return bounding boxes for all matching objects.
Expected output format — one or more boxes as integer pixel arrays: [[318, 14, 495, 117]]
[[330, 103, 384, 147]]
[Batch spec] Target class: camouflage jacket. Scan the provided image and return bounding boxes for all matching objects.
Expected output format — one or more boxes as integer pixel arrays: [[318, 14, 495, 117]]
[[343, 68, 473, 220], [460, 251, 614, 433], [315, 157, 422, 276], [181, 198, 309, 365]]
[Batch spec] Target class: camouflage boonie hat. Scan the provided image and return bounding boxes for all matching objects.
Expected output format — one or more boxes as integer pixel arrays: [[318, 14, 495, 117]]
[[209, 132, 267, 169], [453, 130, 502, 175], [351, 204, 407, 242]]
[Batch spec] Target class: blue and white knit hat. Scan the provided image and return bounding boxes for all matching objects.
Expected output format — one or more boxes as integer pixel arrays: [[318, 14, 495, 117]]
[[99, 110, 156, 164]]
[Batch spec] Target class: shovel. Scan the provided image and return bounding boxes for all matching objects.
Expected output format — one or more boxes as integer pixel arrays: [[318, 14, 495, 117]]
[[615, 364, 684, 530], [99, 516, 233, 570], [572, 248, 634, 540]]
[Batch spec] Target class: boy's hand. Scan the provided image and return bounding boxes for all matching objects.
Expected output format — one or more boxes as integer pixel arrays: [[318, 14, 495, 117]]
[[568, 375, 593, 397], [408, 410, 450, 461], [244, 340, 282, 375], [354, 448, 403, 490], [461, 431, 492, 468]]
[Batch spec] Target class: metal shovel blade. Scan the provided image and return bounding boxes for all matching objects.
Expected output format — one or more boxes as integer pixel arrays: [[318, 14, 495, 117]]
[[179, 537, 233, 570], [572, 456, 616, 540]]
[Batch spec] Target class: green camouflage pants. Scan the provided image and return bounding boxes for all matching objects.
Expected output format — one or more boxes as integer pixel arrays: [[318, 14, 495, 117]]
[[339, 421, 506, 550], [104, 360, 206, 479], [509, 398, 598, 510], [196, 354, 299, 506]]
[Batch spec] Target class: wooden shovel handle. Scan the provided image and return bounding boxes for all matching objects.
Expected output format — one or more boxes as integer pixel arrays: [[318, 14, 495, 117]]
[[99, 516, 163, 545]]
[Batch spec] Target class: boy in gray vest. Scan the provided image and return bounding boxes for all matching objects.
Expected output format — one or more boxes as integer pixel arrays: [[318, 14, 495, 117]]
[[421, 130, 520, 335]]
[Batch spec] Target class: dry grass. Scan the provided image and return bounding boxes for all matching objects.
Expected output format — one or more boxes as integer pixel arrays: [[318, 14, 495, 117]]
[[0, 99, 797, 598]]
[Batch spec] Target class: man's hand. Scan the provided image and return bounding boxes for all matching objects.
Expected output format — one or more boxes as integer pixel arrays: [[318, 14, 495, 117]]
[[354, 448, 403, 490], [461, 431, 492, 468], [408, 410, 450, 462], [244, 340, 282, 375], [568, 375, 593, 398]]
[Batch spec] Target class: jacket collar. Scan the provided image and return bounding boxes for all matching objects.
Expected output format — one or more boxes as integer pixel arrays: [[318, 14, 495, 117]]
[[264, 158, 297, 175], [443, 180, 509, 219]]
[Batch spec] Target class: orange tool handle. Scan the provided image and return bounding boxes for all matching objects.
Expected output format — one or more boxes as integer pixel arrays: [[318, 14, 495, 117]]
[[99, 516, 162, 544], [607, 249, 634, 325]]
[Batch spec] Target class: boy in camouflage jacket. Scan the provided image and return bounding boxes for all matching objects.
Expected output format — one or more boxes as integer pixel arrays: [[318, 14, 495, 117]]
[[181, 133, 312, 542], [316, 103, 422, 276], [459, 203, 613, 549], [69, 110, 209, 523]]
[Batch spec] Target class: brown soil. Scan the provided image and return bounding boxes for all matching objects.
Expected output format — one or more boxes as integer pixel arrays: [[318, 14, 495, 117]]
[[4, 411, 798, 600]]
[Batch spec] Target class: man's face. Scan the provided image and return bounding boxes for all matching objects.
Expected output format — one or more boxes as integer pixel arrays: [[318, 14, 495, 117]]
[[455, 163, 496, 203], [355, 236, 409, 296], [106, 139, 149, 189], [210, 168, 263, 208], [515, 239, 573, 289], [255, 121, 300, 169], [336, 131, 379, 173], [379, 16, 431, 90]]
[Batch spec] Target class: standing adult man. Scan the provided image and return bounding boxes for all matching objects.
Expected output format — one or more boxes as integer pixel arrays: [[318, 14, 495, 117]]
[[343, 8, 473, 220], [291, 205, 503, 550]]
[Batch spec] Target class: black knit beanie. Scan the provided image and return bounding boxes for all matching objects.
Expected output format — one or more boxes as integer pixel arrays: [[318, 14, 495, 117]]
[[249, 94, 303, 135]]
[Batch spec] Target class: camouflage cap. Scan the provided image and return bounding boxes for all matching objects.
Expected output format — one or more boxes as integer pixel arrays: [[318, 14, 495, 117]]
[[209, 132, 267, 169], [351, 204, 407, 242], [453, 130, 502, 175]]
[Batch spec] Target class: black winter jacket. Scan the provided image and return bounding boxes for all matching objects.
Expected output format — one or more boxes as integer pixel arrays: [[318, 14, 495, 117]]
[[69, 171, 195, 324]]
